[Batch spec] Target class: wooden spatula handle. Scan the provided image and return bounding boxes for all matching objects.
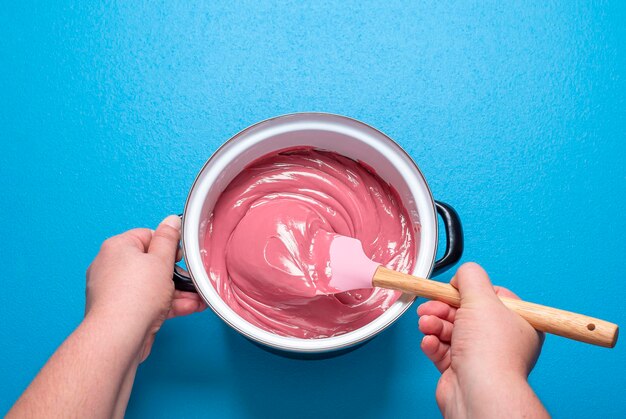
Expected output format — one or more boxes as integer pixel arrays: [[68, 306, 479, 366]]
[[373, 267, 618, 348]]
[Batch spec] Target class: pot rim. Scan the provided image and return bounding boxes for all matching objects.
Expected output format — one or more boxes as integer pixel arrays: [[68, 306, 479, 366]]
[[181, 112, 438, 353]]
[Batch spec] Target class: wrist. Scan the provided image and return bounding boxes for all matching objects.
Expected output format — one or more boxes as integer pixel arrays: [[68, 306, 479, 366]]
[[458, 372, 537, 418], [83, 307, 152, 361], [467, 370, 528, 395], [87, 299, 159, 330]]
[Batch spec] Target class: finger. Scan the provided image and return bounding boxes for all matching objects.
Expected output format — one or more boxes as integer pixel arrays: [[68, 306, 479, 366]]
[[105, 228, 154, 253], [419, 315, 454, 343], [451, 262, 498, 304], [148, 215, 181, 264], [122, 228, 154, 252], [168, 294, 207, 318], [494, 285, 520, 300], [417, 300, 457, 323], [493, 286, 544, 350], [176, 246, 183, 262], [421, 335, 451, 373], [173, 290, 205, 301]]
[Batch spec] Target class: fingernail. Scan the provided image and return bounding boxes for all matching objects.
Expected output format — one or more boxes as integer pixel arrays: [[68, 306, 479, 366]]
[[161, 214, 181, 230]]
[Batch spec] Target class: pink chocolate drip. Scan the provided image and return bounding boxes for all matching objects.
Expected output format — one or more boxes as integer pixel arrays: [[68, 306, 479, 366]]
[[202, 148, 418, 338]]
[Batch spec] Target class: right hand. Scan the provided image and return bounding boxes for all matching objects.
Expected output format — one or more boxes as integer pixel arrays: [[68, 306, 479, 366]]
[[417, 262, 545, 417]]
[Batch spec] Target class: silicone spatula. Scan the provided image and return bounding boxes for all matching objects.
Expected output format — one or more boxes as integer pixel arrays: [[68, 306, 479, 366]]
[[327, 236, 619, 348]]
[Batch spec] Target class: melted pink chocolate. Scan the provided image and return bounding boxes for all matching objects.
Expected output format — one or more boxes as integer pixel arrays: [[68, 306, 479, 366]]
[[203, 148, 418, 338]]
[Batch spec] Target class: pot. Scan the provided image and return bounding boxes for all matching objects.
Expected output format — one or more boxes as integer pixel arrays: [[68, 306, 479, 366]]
[[174, 113, 463, 354]]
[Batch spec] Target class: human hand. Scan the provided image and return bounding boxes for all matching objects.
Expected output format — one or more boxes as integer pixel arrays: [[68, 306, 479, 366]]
[[85, 215, 206, 361], [417, 262, 547, 418]]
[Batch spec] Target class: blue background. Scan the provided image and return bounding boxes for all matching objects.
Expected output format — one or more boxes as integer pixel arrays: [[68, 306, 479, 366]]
[[2, 1, 625, 417]]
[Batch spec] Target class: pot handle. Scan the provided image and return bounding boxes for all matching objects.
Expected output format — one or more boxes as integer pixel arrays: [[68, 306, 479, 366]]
[[171, 214, 198, 292], [173, 265, 197, 292], [432, 201, 464, 275]]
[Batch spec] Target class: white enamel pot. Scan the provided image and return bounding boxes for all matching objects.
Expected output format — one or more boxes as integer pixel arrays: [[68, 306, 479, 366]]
[[174, 113, 463, 355]]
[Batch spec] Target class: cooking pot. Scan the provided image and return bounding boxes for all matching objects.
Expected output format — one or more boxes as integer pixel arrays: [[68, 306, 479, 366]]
[[173, 113, 463, 354]]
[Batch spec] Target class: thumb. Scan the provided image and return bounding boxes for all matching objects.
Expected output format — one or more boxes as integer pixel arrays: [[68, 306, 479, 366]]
[[450, 262, 498, 305], [148, 215, 181, 265]]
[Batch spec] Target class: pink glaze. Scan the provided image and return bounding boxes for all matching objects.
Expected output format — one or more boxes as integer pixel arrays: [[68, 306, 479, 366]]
[[202, 148, 418, 338]]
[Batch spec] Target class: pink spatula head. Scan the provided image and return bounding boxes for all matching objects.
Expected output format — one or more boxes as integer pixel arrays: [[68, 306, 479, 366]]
[[328, 236, 380, 292]]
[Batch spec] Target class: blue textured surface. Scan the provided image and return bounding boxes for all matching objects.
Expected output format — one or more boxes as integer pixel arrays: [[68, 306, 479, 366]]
[[2, 1, 625, 417]]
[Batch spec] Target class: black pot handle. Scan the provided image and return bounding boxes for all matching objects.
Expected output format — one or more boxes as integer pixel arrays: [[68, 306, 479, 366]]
[[171, 214, 198, 292], [173, 265, 197, 292], [432, 201, 464, 275]]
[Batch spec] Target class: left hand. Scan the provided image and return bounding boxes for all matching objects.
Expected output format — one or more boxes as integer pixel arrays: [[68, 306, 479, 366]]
[[85, 215, 206, 361]]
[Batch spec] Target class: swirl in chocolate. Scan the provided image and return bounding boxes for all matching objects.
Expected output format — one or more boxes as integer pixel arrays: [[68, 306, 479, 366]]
[[203, 148, 417, 338]]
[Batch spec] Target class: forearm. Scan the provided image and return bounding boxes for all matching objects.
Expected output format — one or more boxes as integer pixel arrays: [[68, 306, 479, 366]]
[[111, 362, 140, 418], [8, 312, 146, 419]]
